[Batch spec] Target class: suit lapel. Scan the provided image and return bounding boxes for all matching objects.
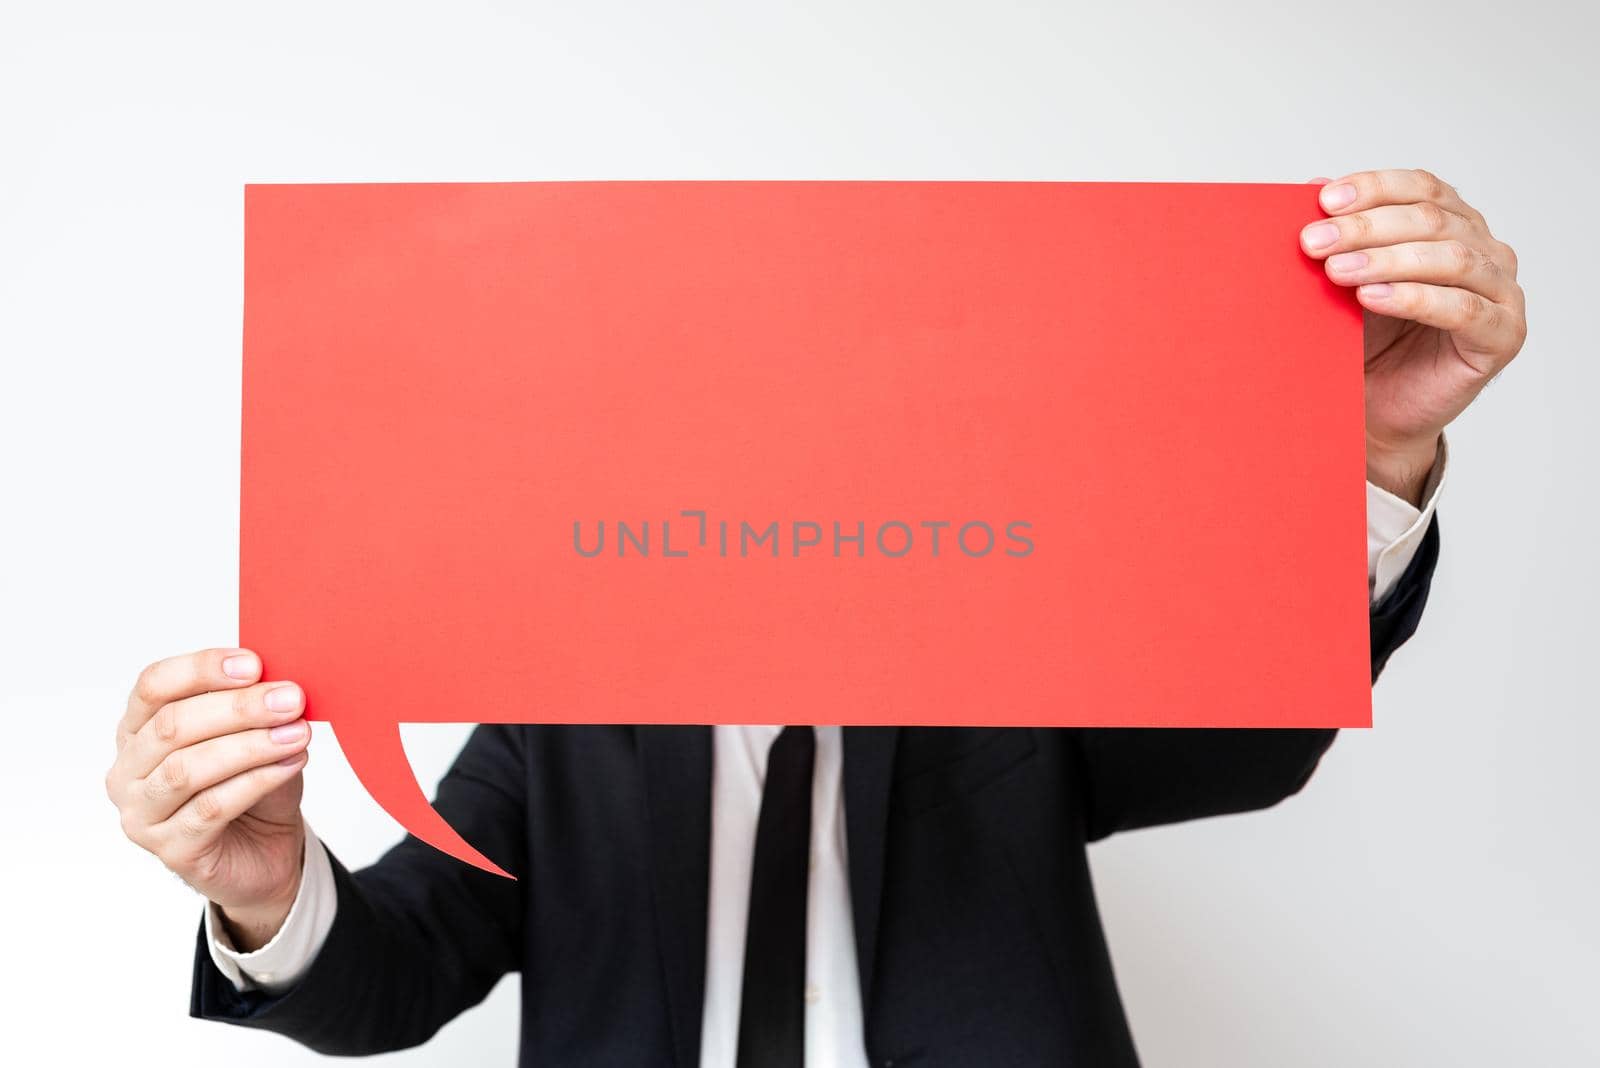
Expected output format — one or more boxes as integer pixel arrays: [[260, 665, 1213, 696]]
[[842, 726, 899, 1015], [635, 725, 713, 1068]]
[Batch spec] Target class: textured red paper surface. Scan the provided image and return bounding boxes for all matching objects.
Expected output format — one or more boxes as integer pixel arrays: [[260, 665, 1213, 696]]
[[241, 181, 1367, 873]]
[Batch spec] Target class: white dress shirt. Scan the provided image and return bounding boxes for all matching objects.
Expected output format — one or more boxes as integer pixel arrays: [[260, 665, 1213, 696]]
[[206, 456, 1447, 1067]]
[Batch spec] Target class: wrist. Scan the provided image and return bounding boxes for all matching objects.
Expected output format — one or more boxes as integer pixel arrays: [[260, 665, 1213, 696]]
[[1367, 433, 1441, 507], [218, 880, 300, 952], [215, 840, 306, 953]]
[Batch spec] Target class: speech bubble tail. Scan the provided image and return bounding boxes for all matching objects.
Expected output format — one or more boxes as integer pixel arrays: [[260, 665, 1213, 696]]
[[328, 718, 514, 879]]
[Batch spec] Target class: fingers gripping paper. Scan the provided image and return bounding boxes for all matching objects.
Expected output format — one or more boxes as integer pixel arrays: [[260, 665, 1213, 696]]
[[240, 182, 1368, 875]]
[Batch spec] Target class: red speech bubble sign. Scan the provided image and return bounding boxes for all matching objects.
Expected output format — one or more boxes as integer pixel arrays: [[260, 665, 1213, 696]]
[[241, 181, 1367, 875]]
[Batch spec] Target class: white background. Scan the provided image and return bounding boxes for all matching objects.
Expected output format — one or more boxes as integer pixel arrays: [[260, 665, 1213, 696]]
[[2, 1, 1596, 1064]]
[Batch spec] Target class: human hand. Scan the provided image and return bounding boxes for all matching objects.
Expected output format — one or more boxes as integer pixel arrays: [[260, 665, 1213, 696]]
[[106, 648, 310, 950], [1303, 169, 1526, 504]]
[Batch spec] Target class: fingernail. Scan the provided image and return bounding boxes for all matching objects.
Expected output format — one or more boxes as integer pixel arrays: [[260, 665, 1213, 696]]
[[1319, 183, 1357, 211], [276, 751, 308, 766], [1359, 283, 1394, 299], [270, 720, 308, 744], [1327, 251, 1368, 273], [1302, 223, 1340, 251], [222, 653, 260, 680], [264, 683, 302, 713]]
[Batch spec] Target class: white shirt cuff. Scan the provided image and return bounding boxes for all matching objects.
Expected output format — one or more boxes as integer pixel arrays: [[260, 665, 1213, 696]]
[[203, 824, 337, 995], [1367, 434, 1448, 605]]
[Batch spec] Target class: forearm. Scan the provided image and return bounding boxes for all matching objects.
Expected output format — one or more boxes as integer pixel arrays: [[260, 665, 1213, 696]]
[[1075, 469, 1444, 842], [204, 826, 333, 995], [190, 725, 529, 1055]]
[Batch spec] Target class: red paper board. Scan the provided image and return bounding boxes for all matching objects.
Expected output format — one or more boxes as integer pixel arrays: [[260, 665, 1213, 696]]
[[241, 181, 1368, 874]]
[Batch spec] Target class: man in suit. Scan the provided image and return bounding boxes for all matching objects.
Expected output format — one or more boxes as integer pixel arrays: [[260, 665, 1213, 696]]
[[107, 170, 1524, 1066]]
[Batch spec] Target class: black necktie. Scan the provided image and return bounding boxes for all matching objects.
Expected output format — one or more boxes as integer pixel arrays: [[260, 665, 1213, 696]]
[[736, 725, 817, 1068]]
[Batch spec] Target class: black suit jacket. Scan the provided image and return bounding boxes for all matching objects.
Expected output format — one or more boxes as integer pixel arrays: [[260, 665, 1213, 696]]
[[192, 518, 1439, 1066]]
